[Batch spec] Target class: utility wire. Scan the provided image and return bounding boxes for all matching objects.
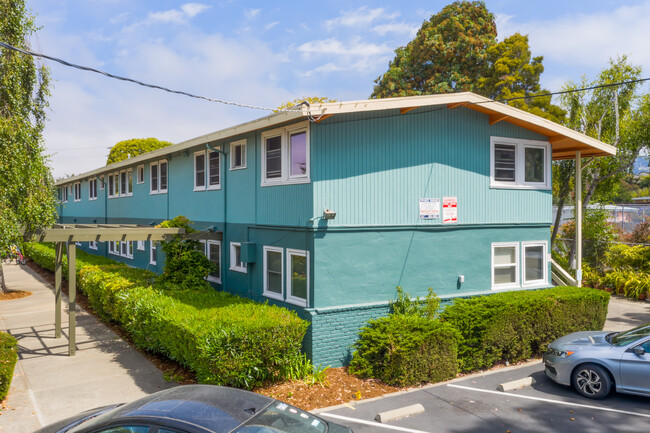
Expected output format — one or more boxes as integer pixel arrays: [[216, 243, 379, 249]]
[[0, 41, 274, 111]]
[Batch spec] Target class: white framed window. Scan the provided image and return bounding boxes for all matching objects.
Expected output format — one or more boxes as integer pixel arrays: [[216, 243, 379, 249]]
[[108, 241, 117, 255], [89, 240, 98, 250], [194, 151, 206, 191], [113, 171, 120, 197], [108, 174, 114, 198], [137, 165, 145, 184], [522, 241, 548, 286], [286, 249, 308, 307], [127, 169, 133, 196], [261, 123, 310, 186], [74, 182, 82, 202], [492, 242, 519, 290], [229, 242, 247, 273], [206, 240, 221, 283], [150, 160, 168, 194], [120, 170, 127, 197], [137, 240, 145, 251], [60, 187, 68, 203], [88, 178, 97, 200], [150, 241, 157, 265], [490, 137, 551, 189], [207, 150, 220, 190], [263, 246, 284, 301], [99, 175, 104, 190], [230, 139, 246, 170]]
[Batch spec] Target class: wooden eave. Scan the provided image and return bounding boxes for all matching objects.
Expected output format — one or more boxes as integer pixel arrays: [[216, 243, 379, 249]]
[[27, 224, 186, 242]]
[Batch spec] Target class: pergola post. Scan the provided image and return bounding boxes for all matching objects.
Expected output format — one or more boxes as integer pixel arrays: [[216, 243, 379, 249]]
[[575, 151, 582, 287], [67, 241, 77, 356], [54, 242, 63, 338]]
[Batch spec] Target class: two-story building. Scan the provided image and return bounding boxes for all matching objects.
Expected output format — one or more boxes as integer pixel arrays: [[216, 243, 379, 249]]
[[55, 93, 615, 366]]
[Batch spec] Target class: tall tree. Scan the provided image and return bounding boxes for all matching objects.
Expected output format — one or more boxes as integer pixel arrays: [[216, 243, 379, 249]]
[[106, 137, 173, 165], [371, 1, 496, 98], [0, 0, 56, 250]]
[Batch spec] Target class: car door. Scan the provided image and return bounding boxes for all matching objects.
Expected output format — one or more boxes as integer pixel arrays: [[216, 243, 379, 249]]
[[618, 339, 650, 395]]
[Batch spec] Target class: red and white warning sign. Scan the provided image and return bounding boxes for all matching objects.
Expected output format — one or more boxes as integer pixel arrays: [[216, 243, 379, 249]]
[[442, 196, 457, 224]]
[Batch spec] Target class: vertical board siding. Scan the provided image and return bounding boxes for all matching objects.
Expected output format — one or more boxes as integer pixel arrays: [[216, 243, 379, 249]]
[[312, 107, 551, 226]]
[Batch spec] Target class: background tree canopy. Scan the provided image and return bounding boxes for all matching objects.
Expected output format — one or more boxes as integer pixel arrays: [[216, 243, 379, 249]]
[[106, 137, 173, 165], [0, 0, 56, 250], [371, 1, 563, 122]]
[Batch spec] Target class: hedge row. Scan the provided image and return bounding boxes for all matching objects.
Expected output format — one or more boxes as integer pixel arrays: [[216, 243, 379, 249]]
[[351, 286, 610, 386], [24, 243, 308, 389], [0, 332, 18, 402]]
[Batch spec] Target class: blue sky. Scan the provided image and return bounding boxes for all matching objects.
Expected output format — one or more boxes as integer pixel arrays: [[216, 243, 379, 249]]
[[23, 0, 650, 178]]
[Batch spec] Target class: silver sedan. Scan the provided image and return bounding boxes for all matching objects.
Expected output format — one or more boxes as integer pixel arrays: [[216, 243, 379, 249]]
[[543, 323, 650, 399]]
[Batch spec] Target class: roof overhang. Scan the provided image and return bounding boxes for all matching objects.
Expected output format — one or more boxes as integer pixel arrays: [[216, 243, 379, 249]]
[[56, 93, 615, 185]]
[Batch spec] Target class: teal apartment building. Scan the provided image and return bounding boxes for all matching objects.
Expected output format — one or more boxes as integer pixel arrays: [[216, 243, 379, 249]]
[[55, 93, 615, 366]]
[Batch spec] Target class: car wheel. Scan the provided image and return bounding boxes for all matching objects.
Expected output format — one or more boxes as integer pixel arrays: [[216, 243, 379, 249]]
[[571, 364, 611, 399]]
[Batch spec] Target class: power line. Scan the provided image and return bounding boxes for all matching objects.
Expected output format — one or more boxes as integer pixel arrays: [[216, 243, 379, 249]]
[[0, 41, 274, 111]]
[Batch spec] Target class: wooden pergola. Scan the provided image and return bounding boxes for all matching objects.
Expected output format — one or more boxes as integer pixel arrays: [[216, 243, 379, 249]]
[[29, 224, 185, 356]]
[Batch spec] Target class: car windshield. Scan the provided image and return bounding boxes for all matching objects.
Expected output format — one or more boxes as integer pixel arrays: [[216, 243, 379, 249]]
[[609, 323, 650, 347], [234, 402, 327, 433]]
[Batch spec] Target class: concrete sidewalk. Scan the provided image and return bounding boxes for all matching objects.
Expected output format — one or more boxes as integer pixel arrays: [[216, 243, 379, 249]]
[[0, 263, 172, 432]]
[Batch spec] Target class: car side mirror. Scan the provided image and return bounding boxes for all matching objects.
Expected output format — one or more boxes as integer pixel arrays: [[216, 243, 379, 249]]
[[633, 346, 646, 356]]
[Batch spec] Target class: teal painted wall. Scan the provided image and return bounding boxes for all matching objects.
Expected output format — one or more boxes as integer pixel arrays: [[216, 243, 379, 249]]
[[312, 225, 551, 308], [311, 106, 551, 227]]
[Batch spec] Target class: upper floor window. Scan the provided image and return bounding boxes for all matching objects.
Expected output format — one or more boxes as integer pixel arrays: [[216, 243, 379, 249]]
[[261, 123, 310, 186], [108, 174, 114, 198], [490, 137, 551, 189], [89, 178, 97, 200], [230, 139, 247, 170], [150, 160, 168, 194], [112, 171, 120, 197], [99, 175, 104, 190], [194, 149, 220, 191], [137, 165, 145, 184], [74, 182, 82, 202]]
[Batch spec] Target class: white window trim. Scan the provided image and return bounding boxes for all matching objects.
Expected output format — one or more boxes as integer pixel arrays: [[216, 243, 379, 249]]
[[74, 182, 82, 202], [150, 241, 157, 265], [286, 249, 309, 307], [229, 242, 247, 273], [490, 136, 551, 190], [261, 122, 310, 187], [136, 165, 145, 184], [159, 160, 168, 194], [99, 175, 105, 190], [207, 149, 221, 190], [88, 178, 97, 201], [150, 162, 159, 194], [263, 246, 284, 301], [206, 240, 221, 284], [230, 139, 247, 170], [61, 186, 68, 203], [126, 168, 133, 196], [107, 174, 114, 198], [88, 241, 98, 250], [522, 241, 548, 287], [119, 170, 127, 198], [491, 242, 520, 290], [136, 240, 145, 251], [194, 150, 207, 191], [113, 171, 120, 197]]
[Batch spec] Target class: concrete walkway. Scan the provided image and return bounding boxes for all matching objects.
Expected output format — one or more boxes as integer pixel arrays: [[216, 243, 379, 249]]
[[0, 263, 172, 432]]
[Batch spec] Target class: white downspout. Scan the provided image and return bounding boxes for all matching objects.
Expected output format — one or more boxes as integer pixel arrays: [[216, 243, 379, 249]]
[[575, 151, 582, 287]]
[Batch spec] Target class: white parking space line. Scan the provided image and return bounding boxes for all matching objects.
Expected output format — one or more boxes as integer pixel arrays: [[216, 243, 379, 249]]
[[447, 384, 650, 418], [320, 413, 432, 433]]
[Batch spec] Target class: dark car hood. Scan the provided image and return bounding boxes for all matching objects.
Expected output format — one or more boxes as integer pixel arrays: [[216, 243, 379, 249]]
[[551, 331, 611, 349], [33, 405, 120, 433]]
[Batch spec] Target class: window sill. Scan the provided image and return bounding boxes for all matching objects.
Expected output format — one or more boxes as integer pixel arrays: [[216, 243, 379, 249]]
[[263, 292, 284, 302], [206, 185, 221, 191], [490, 182, 551, 190], [206, 276, 221, 284], [491, 283, 520, 291], [261, 177, 311, 187], [88, 198, 97, 201], [229, 265, 247, 273], [286, 296, 307, 307], [230, 165, 247, 171]]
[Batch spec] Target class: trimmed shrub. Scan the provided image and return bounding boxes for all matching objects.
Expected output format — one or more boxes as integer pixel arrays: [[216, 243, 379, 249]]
[[350, 315, 460, 387], [24, 243, 309, 389], [441, 286, 610, 372], [0, 332, 18, 402]]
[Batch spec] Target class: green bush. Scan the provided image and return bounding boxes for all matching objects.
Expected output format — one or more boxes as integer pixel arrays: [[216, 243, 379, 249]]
[[349, 315, 459, 386], [441, 286, 610, 372], [0, 332, 18, 402], [25, 243, 309, 389]]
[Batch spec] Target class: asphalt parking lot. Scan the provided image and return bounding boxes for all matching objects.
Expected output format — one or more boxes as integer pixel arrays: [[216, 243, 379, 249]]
[[318, 362, 650, 433]]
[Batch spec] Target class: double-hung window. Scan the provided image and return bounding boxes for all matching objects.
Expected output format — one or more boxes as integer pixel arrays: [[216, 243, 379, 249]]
[[61, 187, 68, 203], [230, 139, 246, 170], [127, 169, 133, 195], [286, 249, 309, 307], [113, 171, 120, 197], [492, 241, 548, 290], [263, 246, 283, 300], [137, 165, 144, 184], [229, 242, 246, 273], [120, 170, 127, 197], [88, 178, 97, 200], [108, 174, 114, 198], [74, 182, 82, 202], [490, 137, 551, 189], [261, 123, 310, 186], [194, 149, 220, 191], [262, 246, 309, 307], [150, 160, 168, 194]]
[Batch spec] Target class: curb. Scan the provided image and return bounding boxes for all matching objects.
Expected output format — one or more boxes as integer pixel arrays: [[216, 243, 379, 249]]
[[497, 376, 536, 392], [375, 404, 425, 423]]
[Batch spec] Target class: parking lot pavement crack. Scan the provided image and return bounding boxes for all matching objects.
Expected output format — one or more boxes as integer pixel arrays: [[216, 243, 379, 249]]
[[422, 387, 496, 425]]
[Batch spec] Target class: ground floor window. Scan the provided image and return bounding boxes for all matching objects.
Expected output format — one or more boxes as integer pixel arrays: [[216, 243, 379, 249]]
[[263, 246, 309, 307], [89, 241, 98, 250], [492, 241, 547, 290], [202, 240, 221, 283], [109, 241, 133, 259], [229, 242, 247, 273], [150, 241, 157, 265]]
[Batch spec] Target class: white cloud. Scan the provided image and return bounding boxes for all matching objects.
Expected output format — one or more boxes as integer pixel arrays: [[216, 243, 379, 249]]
[[146, 3, 211, 24], [244, 8, 261, 20], [372, 22, 419, 37], [181, 3, 211, 18], [265, 21, 280, 31], [297, 37, 393, 76], [325, 7, 399, 31]]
